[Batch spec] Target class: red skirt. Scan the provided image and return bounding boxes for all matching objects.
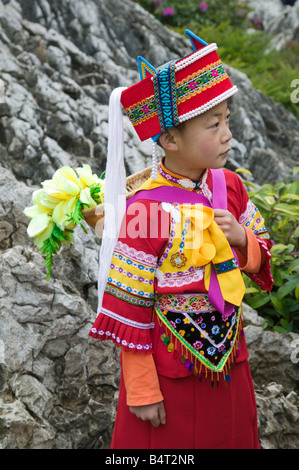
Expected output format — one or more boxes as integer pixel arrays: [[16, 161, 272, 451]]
[[110, 359, 260, 449]]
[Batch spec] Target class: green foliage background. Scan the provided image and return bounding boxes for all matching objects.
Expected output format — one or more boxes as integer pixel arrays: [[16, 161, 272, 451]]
[[238, 168, 299, 334], [134, 0, 299, 332]]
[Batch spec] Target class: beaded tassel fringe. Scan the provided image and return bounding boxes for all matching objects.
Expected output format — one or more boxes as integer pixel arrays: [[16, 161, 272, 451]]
[[157, 311, 244, 388], [151, 141, 158, 180]]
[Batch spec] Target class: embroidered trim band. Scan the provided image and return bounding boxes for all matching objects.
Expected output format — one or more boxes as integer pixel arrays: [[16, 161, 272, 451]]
[[107, 276, 154, 298], [105, 284, 154, 308], [179, 87, 238, 123], [214, 258, 238, 274], [155, 293, 215, 314], [177, 62, 227, 104], [89, 326, 153, 352], [115, 241, 158, 267]]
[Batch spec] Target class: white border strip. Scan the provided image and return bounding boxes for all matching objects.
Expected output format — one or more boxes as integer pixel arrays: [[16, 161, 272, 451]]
[[175, 43, 218, 72], [100, 307, 155, 330], [178, 86, 238, 123]]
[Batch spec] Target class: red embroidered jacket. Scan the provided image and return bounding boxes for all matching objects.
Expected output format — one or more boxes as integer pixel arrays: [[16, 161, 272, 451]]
[[89, 164, 273, 381]]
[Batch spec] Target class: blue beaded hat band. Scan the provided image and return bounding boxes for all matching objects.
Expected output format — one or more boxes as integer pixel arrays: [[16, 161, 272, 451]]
[[153, 60, 180, 136]]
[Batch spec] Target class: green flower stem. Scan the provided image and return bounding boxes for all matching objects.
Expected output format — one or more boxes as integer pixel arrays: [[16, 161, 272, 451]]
[[41, 224, 73, 280]]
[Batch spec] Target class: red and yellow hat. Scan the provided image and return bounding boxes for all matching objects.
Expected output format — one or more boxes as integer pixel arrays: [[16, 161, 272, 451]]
[[121, 30, 238, 142]]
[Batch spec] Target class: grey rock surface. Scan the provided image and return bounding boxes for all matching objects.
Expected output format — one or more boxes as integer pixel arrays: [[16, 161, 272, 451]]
[[0, 0, 298, 449], [249, 0, 299, 50], [0, 0, 298, 186]]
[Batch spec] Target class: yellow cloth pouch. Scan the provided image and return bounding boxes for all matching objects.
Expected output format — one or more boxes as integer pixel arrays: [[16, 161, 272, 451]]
[[162, 203, 245, 307]]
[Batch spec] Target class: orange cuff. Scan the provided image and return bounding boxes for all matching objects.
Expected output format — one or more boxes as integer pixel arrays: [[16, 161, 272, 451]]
[[235, 227, 262, 274], [122, 351, 164, 407]]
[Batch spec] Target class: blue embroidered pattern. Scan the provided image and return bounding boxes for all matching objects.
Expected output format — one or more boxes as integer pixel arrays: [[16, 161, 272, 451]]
[[153, 60, 179, 131], [107, 276, 154, 298], [214, 258, 238, 274], [112, 252, 155, 274]]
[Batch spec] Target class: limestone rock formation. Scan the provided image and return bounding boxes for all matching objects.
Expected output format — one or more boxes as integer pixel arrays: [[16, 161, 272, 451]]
[[249, 0, 299, 50], [0, 0, 298, 186], [0, 0, 298, 449]]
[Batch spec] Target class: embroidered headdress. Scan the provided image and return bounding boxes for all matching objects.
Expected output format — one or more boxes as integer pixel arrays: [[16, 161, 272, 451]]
[[97, 30, 238, 313], [121, 30, 238, 144]]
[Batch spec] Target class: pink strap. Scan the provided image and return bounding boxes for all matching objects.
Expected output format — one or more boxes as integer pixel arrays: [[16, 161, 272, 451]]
[[127, 170, 227, 210], [126, 186, 212, 208], [210, 169, 227, 210], [210, 169, 237, 315]]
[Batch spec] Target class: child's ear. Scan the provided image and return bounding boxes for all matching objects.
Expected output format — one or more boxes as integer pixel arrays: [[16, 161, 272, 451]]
[[159, 129, 179, 151]]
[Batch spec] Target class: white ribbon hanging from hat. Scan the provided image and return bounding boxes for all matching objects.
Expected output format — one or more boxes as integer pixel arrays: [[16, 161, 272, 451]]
[[97, 87, 127, 313]]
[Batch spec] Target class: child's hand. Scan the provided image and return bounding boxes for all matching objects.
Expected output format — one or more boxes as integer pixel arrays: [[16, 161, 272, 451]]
[[129, 401, 166, 427], [213, 209, 247, 252]]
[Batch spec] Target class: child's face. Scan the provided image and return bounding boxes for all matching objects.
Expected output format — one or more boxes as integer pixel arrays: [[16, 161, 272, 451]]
[[165, 100, 232, 179]]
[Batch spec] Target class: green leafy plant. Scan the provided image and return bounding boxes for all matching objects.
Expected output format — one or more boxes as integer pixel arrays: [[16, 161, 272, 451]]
[[239, 168, 299, 333], [194, 22, 299, 121], [134, 0, 252, 29], [41, 224, 75, 279]]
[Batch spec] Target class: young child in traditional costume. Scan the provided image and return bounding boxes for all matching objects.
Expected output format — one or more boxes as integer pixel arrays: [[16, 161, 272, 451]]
[[89, 30, 273, 449]]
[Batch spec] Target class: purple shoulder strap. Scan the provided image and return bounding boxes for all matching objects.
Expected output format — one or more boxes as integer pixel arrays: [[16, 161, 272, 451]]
[[209, 170, 234, 315], [210, 169, 227, 210], [126, 185, 212, 208], [126, 169, 227, 210]]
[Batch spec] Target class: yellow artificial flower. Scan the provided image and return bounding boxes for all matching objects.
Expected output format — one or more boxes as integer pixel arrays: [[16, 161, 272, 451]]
[[79, 187, 98, 207], [42, 166, 81, 201], [26, 212, 54, 248], [24, 189, 56, 218], [24, 189, 57, 247], [76, 164, 99, 189], [52, 196, 78, 230], [77, 164, 105, 203], [24, 164, 106, 278], [94, 179, 105, 203]]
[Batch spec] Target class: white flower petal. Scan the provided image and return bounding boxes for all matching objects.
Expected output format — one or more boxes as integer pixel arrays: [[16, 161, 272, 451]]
[[27, 213, 52, 238]]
